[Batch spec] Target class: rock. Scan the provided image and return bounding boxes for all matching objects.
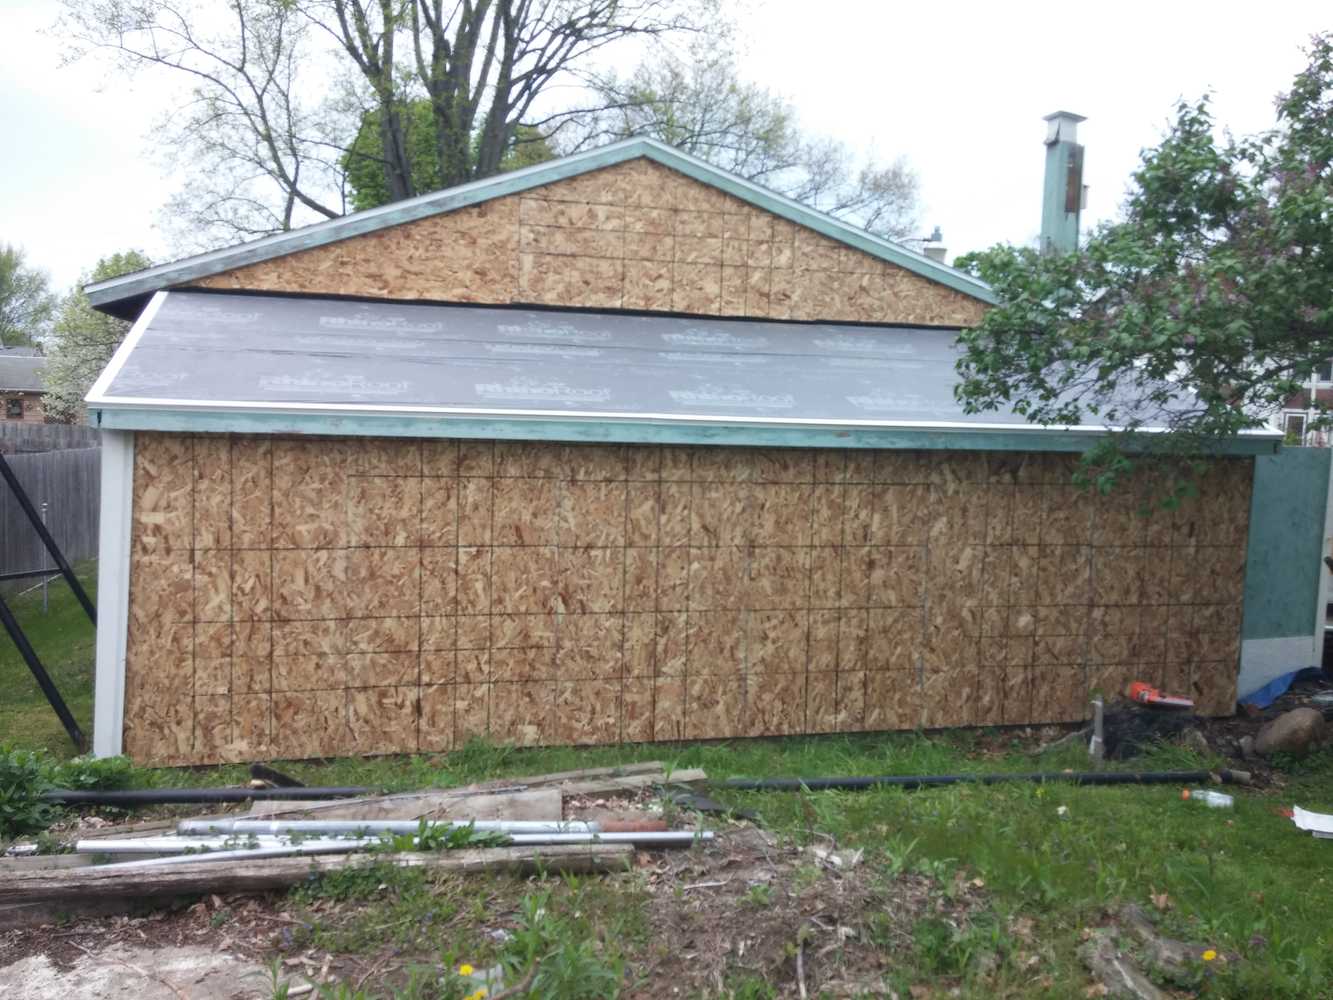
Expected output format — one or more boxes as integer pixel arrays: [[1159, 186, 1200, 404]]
[[1179, 728, 1210, 756], [1079, 929, 1165, 1000], [1119, 904, 1214, 985], [1238, 735, 1256, 760], [1254, 707, 1327, 758]]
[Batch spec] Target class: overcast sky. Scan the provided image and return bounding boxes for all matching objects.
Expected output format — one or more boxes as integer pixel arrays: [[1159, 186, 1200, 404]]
[[1, 0, 1326, 292]]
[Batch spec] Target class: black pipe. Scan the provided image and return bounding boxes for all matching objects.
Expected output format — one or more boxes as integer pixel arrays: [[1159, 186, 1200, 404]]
[[717, 769, 1250, 792], [41, 786, 375, 806], [0, 568, 62, 582], [0, 452, 96, 624], [0, 589, 85, 752]]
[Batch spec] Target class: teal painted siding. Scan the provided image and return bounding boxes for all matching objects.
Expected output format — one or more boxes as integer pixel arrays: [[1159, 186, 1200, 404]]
[[1241, 447, 1332, 640]]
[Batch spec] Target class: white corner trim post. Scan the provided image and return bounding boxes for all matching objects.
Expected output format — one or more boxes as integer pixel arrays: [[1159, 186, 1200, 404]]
[[93, 430, 134, 758]]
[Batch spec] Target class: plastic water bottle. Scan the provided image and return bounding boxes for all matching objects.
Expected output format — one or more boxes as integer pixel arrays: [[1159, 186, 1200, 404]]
[[1182, 789, 1234, 808]]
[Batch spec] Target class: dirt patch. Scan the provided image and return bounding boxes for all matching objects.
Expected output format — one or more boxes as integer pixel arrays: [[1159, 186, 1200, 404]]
[[627, 826, 986, 997]]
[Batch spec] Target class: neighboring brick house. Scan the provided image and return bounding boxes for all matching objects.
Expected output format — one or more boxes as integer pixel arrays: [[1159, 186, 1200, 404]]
[[1278, 362, 1333, 446], [0, 349, 47, 423]]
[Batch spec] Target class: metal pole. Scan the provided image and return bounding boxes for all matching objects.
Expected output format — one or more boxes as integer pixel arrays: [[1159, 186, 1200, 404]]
[[178, 819, 600, 836], [0, 453, 95, 624], [80, 831, 714, 855], [39, 500, 48, 615], [0, 588, 85, 751]]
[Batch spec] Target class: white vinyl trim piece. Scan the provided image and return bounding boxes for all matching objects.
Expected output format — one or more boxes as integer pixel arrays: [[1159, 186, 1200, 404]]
[[85, 291, 167, 404], [92, 430, 134, 758], [80, 392, 1285, 439], [1237, 635, 1318, 702]]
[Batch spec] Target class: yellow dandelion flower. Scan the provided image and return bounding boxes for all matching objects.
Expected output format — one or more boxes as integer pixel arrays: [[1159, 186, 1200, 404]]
[[1202, 949, 1217, 962], [458, 963, 474, 976]]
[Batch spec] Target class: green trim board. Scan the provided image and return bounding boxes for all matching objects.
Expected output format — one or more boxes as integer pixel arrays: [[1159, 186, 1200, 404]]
[[1241, 447, 1333, 641], [89, 405, 1281, 456], [84, 136, 996, 318]]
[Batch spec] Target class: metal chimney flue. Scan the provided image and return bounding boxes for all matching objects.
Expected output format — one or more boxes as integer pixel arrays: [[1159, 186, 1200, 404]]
[[1040, 111, 1086, 255], [922, 225, 947, 263]]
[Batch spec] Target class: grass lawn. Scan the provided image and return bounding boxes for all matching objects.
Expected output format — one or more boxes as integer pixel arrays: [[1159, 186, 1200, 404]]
[[0, 563, 96, 758], [5, 573, 1333, 996]]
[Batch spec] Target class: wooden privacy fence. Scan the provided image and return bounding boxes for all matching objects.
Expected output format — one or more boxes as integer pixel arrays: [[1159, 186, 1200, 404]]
[[0, 447, 101, 584], [0, 423, 101, 453]]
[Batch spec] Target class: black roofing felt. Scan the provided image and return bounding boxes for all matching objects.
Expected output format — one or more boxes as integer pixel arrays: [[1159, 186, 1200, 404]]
[[93, 291, 1017, 427]]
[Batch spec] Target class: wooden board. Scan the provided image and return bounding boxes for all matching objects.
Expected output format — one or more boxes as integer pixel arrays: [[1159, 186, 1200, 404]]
[[0, 845, 633, 903], [192, 158, 988, 328], [122, 436, 1254, 764]]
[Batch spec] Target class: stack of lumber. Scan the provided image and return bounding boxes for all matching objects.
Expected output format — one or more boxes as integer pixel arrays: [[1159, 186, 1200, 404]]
[[0, 761, 707, 928]]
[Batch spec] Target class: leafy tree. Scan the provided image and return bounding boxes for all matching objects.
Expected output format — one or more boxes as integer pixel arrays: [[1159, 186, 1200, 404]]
[[954, 34, 1333, 489], [562, 39, 920, 239], [346, 111, 556, 211], [42, 251, 153, 423], [61, 0, 707, 249], [0, 245, 56, 348]]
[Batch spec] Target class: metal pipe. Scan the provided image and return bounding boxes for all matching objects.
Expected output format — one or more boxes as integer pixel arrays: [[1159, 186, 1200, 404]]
[[717, 770, 1252, 791], [43, 786, 375, 806], [77, 837, 378, 855], [178, 819, 599, 836], [80, 830, 713, 855]]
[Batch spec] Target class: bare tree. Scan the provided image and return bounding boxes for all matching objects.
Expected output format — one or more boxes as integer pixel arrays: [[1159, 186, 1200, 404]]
[[61, 0, 706, 249], [562, 41, 921, 240]]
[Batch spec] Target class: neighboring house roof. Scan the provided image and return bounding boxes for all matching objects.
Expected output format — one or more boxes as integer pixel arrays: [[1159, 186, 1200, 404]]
[[84, 289, 1278, 455], [0, 354, 46, 393], [84, 137, 997, 319], [0, 347, 43, 357]]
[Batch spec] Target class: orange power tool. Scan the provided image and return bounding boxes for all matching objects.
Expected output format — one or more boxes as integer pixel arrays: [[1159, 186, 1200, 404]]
[[1126, 681, 1194, 710]]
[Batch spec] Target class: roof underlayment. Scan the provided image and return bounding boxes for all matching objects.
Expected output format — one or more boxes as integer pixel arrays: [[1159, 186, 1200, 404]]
[[85, 290, 1280, 454]]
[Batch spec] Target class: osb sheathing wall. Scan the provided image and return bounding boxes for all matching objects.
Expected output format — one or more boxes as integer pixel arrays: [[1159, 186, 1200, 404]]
[[123, 432, 1252, 766], [192, 159, 987, 328]]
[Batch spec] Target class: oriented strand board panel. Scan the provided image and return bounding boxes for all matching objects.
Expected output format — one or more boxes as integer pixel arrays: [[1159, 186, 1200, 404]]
[[192, 159, 987, 328], [122, 433, 1252, 765]]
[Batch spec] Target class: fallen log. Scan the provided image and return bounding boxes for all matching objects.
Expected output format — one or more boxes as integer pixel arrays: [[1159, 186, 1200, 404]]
[[0, 843, 634, 904]]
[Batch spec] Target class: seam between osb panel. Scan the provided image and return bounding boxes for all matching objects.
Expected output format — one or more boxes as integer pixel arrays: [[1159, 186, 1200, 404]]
[[617, 454, 630, 743], [416, 440, 424, 755], [802, 456, 819, 734], [650, 446, 664, 743], [451, 441, 461, 752], [267, 440, 275, 754], [486, 443, 496, 740], [189, 434, 198, 761], [227, 434, 236, 756], [553, 472, 566, 744]]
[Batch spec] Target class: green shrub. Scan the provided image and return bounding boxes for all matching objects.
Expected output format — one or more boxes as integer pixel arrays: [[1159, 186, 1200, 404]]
[[51, 754, 137, 791], [0, 744, 57, 839]]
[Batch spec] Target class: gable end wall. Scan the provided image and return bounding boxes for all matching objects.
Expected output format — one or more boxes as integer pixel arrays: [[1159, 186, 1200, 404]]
[[192, 159, 988, 328]]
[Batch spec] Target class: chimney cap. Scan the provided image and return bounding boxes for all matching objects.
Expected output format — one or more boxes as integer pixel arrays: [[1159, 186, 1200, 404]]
[[1044, 111, 1087, 145]]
